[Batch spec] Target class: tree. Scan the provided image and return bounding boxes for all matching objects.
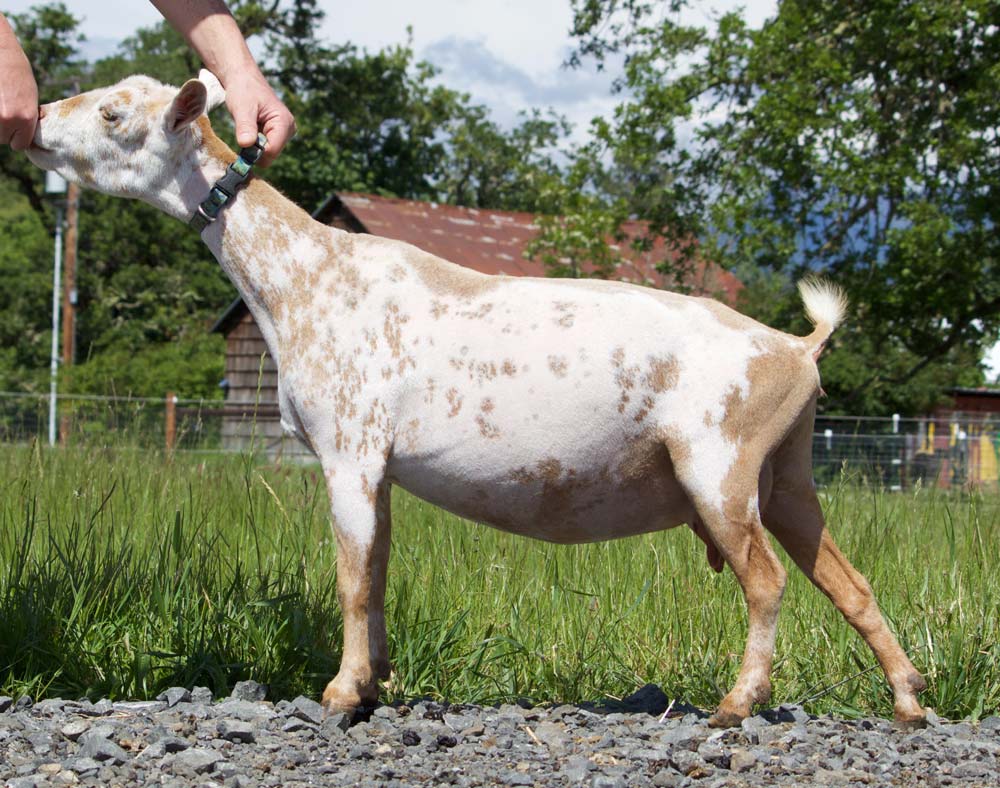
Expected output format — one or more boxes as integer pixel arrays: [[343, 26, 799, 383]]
[[0, 0, 573, 399], [435, 107, 569, 213], [567, 0, 1000, 414]]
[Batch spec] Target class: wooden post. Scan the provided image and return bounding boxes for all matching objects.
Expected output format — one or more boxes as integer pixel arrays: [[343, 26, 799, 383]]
[[59, 180, 80, 446], [165, 392, 177, 452]]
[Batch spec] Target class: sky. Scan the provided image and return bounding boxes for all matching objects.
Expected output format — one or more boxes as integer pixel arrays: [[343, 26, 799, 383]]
[[2, 0, 779, 135]]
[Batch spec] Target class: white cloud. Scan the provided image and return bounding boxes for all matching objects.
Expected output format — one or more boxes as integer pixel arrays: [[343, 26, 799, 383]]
[[3, 0, 777, 133]]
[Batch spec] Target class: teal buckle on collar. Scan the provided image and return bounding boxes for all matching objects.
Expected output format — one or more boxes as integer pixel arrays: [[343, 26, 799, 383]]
[[190, 132, 267, 233]]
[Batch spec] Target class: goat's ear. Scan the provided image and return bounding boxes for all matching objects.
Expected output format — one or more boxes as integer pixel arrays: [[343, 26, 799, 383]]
[[165, 79, 208, 133], [198, 69, 227, 113]]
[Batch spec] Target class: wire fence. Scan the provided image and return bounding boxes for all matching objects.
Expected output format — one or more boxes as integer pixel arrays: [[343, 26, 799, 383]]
[[0, 391, 997, 489]]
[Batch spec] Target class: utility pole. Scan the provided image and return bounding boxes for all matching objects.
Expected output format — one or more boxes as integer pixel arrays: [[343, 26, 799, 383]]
[[45, 171, 66, 447], [59, 180, 79, 445]]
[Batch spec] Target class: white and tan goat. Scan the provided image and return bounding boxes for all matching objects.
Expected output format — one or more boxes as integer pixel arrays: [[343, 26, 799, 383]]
[[26, 73, 928, 726]]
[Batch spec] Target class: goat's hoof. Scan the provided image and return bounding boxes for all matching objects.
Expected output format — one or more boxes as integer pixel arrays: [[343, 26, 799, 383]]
[[893, 710, 928, 730], [321, 681, 376, 717], [708, 708, 746, 728]]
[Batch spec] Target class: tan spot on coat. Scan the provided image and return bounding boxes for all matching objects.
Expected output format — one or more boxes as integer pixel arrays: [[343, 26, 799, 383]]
[[402, 248, 499, 298], [644, 355, 680, 393], [475, 414, 501, 439], [446, 388, 463, 417], [501, 360, 518, 377], [56, 94, 88, 118], [548, 356, 568, 378]]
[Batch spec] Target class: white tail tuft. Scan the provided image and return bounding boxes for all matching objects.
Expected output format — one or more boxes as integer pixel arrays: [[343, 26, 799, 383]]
[[798, 277, 847, 357]]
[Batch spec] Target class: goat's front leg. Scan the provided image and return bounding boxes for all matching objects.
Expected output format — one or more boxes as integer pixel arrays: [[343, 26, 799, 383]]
[[321, 469, 392, 714]]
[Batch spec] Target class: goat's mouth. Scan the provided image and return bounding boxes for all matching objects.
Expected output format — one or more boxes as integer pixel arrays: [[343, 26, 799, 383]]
[[24, 141, 56, 170]]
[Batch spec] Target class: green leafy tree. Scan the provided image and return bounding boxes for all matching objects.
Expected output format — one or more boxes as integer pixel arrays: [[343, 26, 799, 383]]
[[436, 107, 569, 212], [0, 0, 574, 400], [567, 0, 1000, 414]]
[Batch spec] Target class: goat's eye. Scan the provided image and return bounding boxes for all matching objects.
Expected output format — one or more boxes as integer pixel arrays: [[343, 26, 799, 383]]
[[100, 107, 120, 123]]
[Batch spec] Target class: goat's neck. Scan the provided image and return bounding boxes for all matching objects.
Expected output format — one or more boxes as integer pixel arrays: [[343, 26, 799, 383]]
[[185, 145, 344, 361]]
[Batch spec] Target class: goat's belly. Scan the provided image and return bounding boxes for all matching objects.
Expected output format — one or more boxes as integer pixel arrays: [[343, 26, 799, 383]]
[[387, 443, 695, 544]]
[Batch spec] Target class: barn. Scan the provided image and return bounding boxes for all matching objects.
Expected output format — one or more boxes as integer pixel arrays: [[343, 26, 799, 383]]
[[211, 192, 742, 458]]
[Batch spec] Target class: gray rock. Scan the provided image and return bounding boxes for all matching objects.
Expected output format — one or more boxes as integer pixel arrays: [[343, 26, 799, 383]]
[[740, 714, 772, 744], [5, 776, 44, 788], [560, 755, 595, 783], [112, 700, 166, 714], [651, 770, 684, 788], [654, 723, 704, 750], [591, 776, 627, 788], [501, 772, 535, 786], [373, 705, 399, 722], [78, 737, 130, 765], [213, 699, 277, 722], [532, 721, 569, 752], [136, 736, 192, 761], [697, 741, 729, 767], [281, 717, 316, 733], [0, 696, 12, 713], [60, 720, 90, 742], [25, 730, 54, 754], [191, 686, 214, 704], [13, 695, 33, 712], [320, 712, 351, 737], [77, 724, 116, 743], [171, 747, 224, 775], [728, 748, 757, 773], [979, 715, 1000, 732], [31, 699, 67, 716], [288, 695, 325, 725], [230, 681, 267, 702], [156, 687, 191, 708], [61, 756, 103, 776], [217, 718, 255, 744], [671, 750, 708, 776]]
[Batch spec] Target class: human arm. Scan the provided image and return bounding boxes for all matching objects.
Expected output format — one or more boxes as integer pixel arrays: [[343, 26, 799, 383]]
[[150, 0, 295, 165], [0, 12, 39, 151]]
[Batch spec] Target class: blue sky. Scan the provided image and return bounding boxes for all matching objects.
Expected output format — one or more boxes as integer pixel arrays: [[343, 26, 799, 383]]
[[2, 0, 777, 137]]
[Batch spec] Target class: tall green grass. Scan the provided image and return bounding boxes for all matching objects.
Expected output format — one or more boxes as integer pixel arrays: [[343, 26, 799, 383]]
[[0, 444, 997, 719]]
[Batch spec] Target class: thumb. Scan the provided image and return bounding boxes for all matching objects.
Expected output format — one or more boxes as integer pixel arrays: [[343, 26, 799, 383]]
[[231, 102, 259, 148]]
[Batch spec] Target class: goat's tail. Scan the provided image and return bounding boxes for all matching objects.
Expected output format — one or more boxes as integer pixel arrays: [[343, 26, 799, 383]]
[[798, 277, 847, 360]]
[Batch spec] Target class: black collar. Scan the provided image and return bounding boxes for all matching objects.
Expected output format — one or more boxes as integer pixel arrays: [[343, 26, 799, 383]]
[[189, 133, 267, 233]]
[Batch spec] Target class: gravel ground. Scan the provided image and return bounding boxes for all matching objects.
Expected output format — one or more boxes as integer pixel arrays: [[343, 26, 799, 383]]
[[1, 683, 998, 788]]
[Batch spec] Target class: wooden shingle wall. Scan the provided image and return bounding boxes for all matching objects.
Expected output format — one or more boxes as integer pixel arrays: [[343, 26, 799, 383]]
[[221, 311, 313, 459]]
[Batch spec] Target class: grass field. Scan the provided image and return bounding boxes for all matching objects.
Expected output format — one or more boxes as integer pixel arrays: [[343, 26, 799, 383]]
[[0, 443, 997, 720]]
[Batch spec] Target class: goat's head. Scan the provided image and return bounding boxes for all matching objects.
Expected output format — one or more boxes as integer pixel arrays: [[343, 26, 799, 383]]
[[26, 71, 230, 218]]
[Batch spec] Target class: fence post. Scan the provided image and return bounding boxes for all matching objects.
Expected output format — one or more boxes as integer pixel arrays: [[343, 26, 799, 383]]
[[165, 392, 177, 452]]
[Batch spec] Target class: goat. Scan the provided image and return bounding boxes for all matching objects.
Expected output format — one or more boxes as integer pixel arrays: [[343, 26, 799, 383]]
[[26, 72, 927, 727]]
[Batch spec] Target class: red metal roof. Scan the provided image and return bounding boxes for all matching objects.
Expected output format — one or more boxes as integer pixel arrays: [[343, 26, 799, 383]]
[[334, 192, 742, 304]]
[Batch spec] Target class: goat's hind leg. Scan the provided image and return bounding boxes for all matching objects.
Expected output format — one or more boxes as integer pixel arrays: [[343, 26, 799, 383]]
[[677, 467, 787, 727], [762, 482, 927, 726]]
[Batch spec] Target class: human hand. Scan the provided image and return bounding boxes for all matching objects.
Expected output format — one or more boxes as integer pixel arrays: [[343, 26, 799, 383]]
[[222, 69, 295, 167], [0, 27, 39, 150]]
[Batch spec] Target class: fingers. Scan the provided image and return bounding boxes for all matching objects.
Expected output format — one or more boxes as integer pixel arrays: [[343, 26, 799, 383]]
[[223, 72, 295, 168], [0, 41, 40, 151], [258, 108, 295, 167], [6, 112, 38, 151]]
